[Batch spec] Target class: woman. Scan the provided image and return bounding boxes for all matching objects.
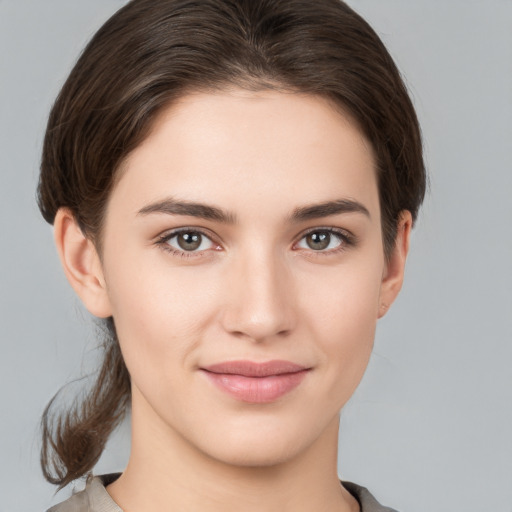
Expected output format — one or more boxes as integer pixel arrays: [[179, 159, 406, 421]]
[[39, 0, 425, 510]]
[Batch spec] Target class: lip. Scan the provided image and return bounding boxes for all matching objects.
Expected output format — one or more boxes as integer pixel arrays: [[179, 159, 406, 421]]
[[200, 360, 310, 403]]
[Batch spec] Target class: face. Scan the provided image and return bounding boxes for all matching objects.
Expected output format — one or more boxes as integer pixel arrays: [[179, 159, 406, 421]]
[[90, 89, 405, 467]]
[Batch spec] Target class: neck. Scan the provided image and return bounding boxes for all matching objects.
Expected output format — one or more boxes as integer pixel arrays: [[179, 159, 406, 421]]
[[107, 390, 359, 512]]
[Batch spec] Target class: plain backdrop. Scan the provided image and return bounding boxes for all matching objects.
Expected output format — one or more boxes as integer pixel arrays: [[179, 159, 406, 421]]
[[1, 1, 511, 511]]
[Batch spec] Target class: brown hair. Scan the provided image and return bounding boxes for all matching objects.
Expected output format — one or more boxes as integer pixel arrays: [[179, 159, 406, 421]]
[[38, 0, 426, 488]]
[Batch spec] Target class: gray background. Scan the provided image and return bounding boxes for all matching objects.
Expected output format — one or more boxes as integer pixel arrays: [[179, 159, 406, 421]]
[[1, 1, 511, 511]]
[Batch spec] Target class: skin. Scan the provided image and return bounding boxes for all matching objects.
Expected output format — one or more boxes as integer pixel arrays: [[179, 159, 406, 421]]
[[54, 89, 411, 512]]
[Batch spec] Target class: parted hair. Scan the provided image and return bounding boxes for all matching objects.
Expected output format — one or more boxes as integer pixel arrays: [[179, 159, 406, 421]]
[[38, 0, 426, 488]]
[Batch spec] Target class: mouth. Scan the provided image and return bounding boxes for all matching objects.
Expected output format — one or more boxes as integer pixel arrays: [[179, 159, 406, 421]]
[[200, 360, 311, 403]]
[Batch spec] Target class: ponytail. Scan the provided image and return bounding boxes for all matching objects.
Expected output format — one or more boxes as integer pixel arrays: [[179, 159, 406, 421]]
[[40, 319, 130, 489]]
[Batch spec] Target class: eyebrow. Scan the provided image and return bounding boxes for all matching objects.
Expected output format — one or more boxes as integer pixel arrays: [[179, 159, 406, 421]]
[[137, 197, 370, 223], [288, 199, 370, 222], [138, 198, 237, 223]]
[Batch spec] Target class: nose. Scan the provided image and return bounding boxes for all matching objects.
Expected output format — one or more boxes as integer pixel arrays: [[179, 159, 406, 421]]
[[220, 247, 297, 343]]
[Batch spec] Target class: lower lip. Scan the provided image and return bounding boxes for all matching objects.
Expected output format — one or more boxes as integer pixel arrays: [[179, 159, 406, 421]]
[[201, 370, 309, 403]]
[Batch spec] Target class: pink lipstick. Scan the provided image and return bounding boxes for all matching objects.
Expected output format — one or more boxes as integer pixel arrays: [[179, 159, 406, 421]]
[[200, 360, 309, 403]]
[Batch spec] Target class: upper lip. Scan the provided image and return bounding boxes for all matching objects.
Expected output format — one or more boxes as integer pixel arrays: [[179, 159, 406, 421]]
[[201, 360, 309, 377]]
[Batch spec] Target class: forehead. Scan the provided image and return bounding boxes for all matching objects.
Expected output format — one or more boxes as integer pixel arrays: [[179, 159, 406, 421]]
[[112, 89, 379, 221]]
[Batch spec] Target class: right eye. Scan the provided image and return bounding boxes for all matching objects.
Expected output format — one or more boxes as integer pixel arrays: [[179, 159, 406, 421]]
[[157, 229, 219, 257]]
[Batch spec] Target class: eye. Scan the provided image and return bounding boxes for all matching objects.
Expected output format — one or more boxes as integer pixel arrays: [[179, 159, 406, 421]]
[[158, 229, 217, 255], [295, 229, 349, 252]]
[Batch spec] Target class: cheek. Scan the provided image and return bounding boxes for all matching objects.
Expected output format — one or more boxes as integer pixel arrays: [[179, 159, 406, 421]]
[[300, 260, 382, 401], [103, 255, 219, 382], [301, 254, 382, 339]]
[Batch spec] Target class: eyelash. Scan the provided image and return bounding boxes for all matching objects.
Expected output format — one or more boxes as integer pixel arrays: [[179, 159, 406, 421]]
[[155, 227, 356, 260], [156, 228, 219, 259]]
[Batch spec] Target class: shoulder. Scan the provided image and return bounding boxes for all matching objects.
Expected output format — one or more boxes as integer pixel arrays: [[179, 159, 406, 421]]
[[343, 481, 400, 512], [47, 489, 89, 512], [46, 474, 122, 512], [47, 474, 397, 512]]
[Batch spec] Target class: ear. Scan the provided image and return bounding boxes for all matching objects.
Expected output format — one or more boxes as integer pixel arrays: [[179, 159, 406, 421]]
[[53, 208, 113, 318], [378, 210, 412, 319]]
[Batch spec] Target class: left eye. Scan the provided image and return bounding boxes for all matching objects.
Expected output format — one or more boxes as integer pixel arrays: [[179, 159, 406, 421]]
[[164, 231, 215, 252], [296, 230, 344, 251]]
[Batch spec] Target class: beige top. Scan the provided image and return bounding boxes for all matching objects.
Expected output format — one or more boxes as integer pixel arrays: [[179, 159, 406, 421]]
[[47, 473, 399, 512]]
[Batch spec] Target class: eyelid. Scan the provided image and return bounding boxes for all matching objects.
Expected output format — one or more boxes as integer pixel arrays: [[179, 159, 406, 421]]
[[293, 226, 356, 253], [154, 225, 356, 259], [155, 227, 222, 257]]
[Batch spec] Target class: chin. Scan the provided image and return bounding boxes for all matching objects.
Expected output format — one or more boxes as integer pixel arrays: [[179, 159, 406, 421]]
[[191, 417, 322, 469], [206, 440, 298, 469]]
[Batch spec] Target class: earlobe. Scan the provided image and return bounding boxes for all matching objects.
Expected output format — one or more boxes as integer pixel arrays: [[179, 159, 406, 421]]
[[378, 210, 412, 319], [53, 208, 113, 318]]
